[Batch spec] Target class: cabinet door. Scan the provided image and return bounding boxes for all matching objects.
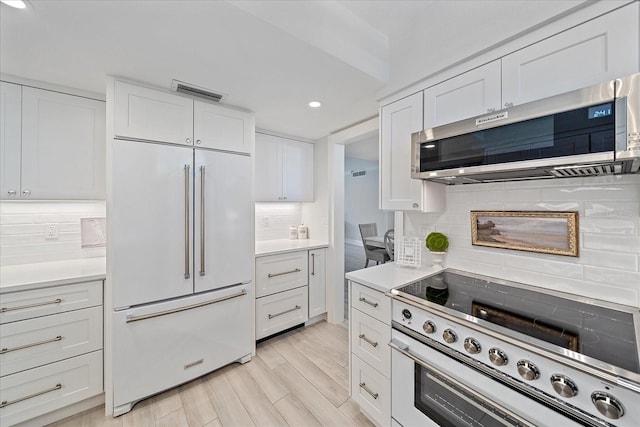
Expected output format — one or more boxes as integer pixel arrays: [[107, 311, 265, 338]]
[[21, 87, 106, 199], [254, 133, 282, 201], [114, 81, 193, 145], [193, 101, 253, 154], [194, 150, 253, 294], [282, 139, 313, 202], [308, 248, 326, 318], [110, 140, 194, 309], [502, 3, 639, 106], [423, 61, 501, 129], [380, 92, 424, 211], [0, 82, 21, 199]]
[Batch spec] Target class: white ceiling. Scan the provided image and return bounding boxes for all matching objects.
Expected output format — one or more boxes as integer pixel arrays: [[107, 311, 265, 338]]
[[1, 0, 588, 140]]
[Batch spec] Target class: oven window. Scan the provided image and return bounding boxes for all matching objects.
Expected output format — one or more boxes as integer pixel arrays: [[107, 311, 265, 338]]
[[414, 364, 524, 427]]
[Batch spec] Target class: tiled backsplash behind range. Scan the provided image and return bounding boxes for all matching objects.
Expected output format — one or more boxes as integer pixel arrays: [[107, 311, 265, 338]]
[[255, 202, 302, 241], [0, 201, 106, 266], [405, 175, 640, 307]]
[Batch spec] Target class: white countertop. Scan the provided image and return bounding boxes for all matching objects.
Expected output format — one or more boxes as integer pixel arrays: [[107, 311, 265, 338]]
[[255, 239, 328, 256], [346, 262, 443, 293], [0, 257, 106, 294]]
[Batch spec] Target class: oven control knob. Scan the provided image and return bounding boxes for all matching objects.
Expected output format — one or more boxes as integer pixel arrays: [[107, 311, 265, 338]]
[[591, 392, 624, 419], [488, 348, 508, 366], [517, 360, 540, 381], [401, 309, 412, 320], [422, 320, 436, 334], [550, 374, 578, 398], [463, 337, 481, 354], [442, 329, 457, 344]]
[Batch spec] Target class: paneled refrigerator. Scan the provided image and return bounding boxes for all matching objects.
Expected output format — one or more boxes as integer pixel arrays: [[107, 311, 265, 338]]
[[108, 139, 253, 416]]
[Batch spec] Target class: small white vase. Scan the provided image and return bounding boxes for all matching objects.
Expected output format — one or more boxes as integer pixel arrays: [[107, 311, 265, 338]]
[[430, 251, 446, 269]]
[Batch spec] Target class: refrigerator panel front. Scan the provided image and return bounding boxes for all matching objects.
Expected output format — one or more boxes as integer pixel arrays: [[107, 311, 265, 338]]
[[111, 140, 194, 308], [112, 284, 253, 410], [194, 150, 253, 293]]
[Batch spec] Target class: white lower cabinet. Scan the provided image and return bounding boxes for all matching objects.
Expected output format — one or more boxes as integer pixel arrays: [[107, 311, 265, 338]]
[[255, 286, 309, 340], [349, 280, 391, 427], [0, 280, 104, 426], [308, 248, 326, 318], [0, 350, 103, 427]]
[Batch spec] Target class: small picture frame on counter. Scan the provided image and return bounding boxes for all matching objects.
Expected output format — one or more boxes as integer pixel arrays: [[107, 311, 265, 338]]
[[470, 211, 579, 257]]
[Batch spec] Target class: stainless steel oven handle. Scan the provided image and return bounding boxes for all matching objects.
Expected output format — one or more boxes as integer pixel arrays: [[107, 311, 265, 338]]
[[389, 341, 536, 427]]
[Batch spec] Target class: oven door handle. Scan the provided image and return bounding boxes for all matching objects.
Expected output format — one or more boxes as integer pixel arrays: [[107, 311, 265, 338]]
[[389, 340, 536, 427]]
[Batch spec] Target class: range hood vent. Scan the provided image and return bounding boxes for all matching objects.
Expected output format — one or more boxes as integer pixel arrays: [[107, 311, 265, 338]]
[[171, 79, 224, 103], [549, 163, 622, 178]]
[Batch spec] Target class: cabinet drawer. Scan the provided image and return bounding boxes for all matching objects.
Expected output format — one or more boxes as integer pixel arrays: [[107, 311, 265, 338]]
[[0, 350, 103, 427], [351, 309, 390, 378], [351, 282, 390, 325], [351, 354, 390, 427], [255, 252, 308, 297], [0, 281, 103, 325], [112, 285, 252, 411], [1, 306, 103, 376], [256, 287, 308, 340]]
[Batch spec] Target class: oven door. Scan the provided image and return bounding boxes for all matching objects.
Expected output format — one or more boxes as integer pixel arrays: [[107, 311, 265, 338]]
[[390, 329, 582, 427]]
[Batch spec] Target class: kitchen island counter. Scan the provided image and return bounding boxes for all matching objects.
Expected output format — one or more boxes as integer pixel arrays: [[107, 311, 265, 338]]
[[0, 257, 106, 294], [255, 239, 328, 256]]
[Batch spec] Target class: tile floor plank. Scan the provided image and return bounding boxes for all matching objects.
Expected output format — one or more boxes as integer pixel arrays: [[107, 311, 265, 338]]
[[289, 329, 350, 390], [244, 350, 290, 403], [155, 408, 189, 427], [204, 369, 256, 427], [179, 378, 218, 427], [225, 364, 289, 427], [274, 394, 323, 427], [256, 342, 287, 369], [271, 338, 350, 407], [151, 387, 182, 420]]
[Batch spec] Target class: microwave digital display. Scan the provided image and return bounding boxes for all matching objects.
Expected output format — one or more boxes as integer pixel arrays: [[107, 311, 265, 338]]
[[588, 103, 613, 119]]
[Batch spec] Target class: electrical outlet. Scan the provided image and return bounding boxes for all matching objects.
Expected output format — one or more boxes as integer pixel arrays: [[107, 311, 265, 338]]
[[45, 223, 59, 240], [262, 217, 270, 227]]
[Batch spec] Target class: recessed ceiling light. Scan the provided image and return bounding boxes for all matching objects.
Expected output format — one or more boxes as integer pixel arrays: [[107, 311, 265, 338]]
[[308, 101, 322, 108], [1, 0, 27, 9]]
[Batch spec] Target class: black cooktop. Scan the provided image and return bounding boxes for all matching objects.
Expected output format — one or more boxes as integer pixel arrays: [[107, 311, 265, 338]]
[[394, 269, 640, 374]]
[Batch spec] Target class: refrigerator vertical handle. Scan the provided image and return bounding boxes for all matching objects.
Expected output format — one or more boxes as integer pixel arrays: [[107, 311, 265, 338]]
[[199, 165, 206, 276], [184, 164, 190, 279]]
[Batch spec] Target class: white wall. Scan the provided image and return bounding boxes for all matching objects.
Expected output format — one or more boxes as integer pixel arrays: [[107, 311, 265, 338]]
[[0, 201, 106, 266], [403, 174, 640, 307], [301, 138, 329, 241], [344, 157, 392, 243]]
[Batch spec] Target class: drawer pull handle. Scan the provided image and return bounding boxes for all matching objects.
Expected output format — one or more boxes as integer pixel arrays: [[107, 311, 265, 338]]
[[358, 297, 378, 308], [359, 382, 379, 399], [1, 298, 62, 313], [268, 305, 301, 319], [358, 333, 378, 348], [184, 359, 204, 369], [268, 268, 301, 278], [126, 289, 247, 323], [0, 335, 62, 354], [0, 383, 62, 408]]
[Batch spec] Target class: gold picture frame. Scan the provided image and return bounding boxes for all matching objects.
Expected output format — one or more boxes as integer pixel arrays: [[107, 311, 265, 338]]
[[471, 211, 579, 257]]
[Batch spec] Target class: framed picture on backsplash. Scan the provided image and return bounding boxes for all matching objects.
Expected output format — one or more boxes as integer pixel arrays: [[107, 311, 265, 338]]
[[470, 211, 579, 257]]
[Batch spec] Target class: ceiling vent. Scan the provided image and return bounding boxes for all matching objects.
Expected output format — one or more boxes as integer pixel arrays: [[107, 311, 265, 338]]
[[351, 170, 366, 177], [171, 79, 224, 103]]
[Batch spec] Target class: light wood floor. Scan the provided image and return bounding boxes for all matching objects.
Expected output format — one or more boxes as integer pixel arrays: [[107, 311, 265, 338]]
[[49, 321, 374, 427]]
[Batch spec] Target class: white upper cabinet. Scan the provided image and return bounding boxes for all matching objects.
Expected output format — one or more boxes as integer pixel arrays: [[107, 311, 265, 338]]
[[114, 81, 253, 153], [255, 132, 313, 202], [0, 82, 22, 199], [423, 61, 501, 129], [380, 92, 444, 212], [193, 100, 253, 154], [1, 84, 106, 200], [114, 80, 193, 146], [503, 3, 639, 106]]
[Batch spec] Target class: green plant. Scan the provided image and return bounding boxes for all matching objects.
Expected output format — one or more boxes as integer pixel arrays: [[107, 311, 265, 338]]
[[425, 232, 449, 252]]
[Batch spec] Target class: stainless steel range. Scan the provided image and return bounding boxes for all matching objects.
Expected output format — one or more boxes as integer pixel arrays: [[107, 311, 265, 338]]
[[389, 269, 640, 427]]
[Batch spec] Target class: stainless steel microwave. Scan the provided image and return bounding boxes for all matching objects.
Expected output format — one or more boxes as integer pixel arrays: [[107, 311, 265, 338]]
[[411, 73, 640, 184]]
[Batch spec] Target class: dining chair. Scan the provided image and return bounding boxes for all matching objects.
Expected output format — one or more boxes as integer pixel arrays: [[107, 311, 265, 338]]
[[358, 223, 390, 267], [384, 229, 394, 261]]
